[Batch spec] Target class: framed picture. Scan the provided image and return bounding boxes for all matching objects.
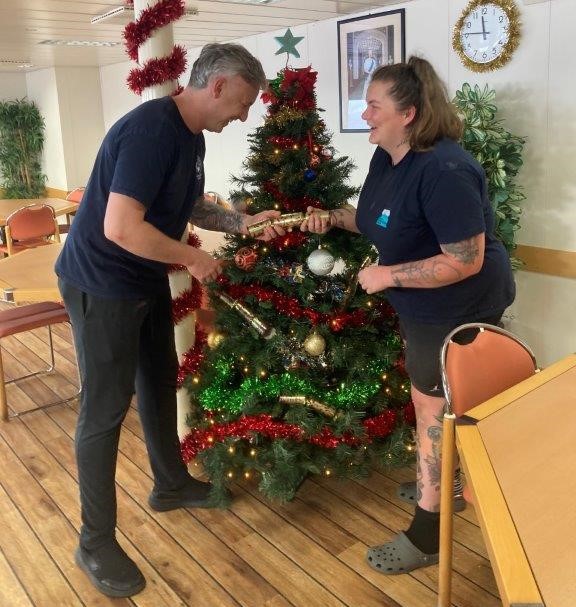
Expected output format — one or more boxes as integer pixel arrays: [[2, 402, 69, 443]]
[[337, 9, 406, 132]]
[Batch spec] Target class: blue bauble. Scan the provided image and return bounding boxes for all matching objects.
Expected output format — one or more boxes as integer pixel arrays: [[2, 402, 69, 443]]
[[303, 168, 317, 182]]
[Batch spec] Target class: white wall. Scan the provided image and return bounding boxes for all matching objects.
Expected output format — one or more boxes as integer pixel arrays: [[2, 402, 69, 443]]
[[0, 72, 27, 100], [92, 0, 574, 366], [22, 67, 106, 191], [100, 61, 140, 130], [54, 67, 105, 189], [26, 68, 68, 190]]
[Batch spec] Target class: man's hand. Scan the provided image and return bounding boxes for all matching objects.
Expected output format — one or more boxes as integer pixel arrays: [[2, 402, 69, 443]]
[[242, 210, 284, 241], [186, 249, 224, 283]]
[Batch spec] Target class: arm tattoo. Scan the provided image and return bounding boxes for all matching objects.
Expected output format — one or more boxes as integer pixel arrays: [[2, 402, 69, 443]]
[[441, 236, 480, 265], [190, 198, 244, 233], [329, 208, 349, 229], [328, 205, 359, 232], [391, 260, 462, 288], [424, 424, 443, 511]]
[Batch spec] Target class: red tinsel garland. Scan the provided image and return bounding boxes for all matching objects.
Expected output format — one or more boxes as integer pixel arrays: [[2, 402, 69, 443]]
[[264, 181, 321, 213], [181, 409, 397, 461], [172, 286, 203, 324], [176, 328, 207, 387], [123, 0, 187, 95], [223, 282, 369, 331], [123, 0, 185, 61], [127, 45, 187, 96]]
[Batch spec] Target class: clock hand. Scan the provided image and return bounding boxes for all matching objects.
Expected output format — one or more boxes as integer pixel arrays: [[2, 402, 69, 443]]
[[481, 15, 487, 40]]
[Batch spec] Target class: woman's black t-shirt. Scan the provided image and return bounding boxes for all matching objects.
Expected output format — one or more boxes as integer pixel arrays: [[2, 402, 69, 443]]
[[355, 138, 515, 324]]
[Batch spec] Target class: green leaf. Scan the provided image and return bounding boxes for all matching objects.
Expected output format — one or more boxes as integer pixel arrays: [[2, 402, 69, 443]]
[[453, 83, 526, 259]]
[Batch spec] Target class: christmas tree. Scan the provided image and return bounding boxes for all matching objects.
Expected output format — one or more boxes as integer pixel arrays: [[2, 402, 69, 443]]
[[181, 66, 414, 505]]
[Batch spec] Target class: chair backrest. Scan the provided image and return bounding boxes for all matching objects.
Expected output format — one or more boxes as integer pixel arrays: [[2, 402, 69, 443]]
[[6, 204, 58, 241], [3, 204, 60, 256], [66, 187, 85, 204], [440, 323, 537, 416]]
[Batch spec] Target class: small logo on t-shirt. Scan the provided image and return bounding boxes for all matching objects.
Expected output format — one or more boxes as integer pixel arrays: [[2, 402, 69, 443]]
[[195, 157, 204, 183], [376, 209, 390, 228]]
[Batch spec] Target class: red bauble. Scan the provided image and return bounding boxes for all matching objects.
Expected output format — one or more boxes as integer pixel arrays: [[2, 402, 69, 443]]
[[234, 246, 258, 271]]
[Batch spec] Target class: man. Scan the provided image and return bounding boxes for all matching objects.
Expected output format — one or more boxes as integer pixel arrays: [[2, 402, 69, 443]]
[[56, 43, 281, 598]]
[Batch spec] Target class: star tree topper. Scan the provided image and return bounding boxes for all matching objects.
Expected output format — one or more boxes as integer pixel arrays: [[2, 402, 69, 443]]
[[275, 28, 304, 58]]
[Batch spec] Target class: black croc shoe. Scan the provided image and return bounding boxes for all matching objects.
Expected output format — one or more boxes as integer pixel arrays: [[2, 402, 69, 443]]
[[75, 541, 145, 598]]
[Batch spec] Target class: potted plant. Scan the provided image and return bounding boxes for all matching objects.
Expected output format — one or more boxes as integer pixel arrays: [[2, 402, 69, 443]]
[[453, 83, 526, 267], [0, 98, 47, 198]]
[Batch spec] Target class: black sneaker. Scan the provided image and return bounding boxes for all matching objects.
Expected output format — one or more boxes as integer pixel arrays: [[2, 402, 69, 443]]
[[75, 541, 145, 598], [148, 477, 214, 512]]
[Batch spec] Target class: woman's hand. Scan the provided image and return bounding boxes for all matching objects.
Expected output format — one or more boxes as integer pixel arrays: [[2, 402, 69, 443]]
[[300, 206, 332, 234], [358, 265, 391, 294]]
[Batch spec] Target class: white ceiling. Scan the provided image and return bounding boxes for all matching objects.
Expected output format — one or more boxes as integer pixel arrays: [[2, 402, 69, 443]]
[[0, 0, 396, 72]]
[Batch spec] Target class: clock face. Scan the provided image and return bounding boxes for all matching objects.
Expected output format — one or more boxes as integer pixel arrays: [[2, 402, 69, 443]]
[[460, 3, 510, 64]]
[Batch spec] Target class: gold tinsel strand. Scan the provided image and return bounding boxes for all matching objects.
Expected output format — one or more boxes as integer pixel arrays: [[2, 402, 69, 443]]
[[268, 108, 308, 127], [452, 0, 521, 73]]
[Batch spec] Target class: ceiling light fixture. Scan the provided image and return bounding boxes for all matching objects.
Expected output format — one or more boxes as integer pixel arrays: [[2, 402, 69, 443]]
[[0, 59, 34, 68], [39, 40, 121, 47], [91, 5, 198, 24]]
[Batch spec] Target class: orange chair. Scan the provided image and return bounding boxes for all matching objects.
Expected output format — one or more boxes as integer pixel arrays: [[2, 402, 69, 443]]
[[61, 187, 85, 232], [0, 204, 61, 257], [0, 302, 80, 421], [437, 323, 538, 607]]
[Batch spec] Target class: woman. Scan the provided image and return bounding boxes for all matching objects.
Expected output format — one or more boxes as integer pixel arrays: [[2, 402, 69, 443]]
[[301, 56, 515, 574]]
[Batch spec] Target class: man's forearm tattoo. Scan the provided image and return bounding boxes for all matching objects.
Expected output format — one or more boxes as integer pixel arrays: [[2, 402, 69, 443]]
[[190, 199, 244, 233]]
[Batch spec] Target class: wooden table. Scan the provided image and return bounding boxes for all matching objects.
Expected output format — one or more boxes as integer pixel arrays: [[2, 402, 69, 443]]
[[0, 198, 78, 226], [0, 243, 62, 303], [457, 353, 576, 607]]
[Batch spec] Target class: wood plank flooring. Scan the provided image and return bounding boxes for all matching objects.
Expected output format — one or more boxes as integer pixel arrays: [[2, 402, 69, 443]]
[[0, 310, 501, 607]]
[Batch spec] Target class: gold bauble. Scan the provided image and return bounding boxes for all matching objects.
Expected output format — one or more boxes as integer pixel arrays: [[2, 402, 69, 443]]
[[303, 332, 326, 357], [206, 331, 225, 349]]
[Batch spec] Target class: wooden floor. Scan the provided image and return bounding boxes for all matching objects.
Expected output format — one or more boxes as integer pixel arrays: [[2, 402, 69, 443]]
[[0, 312, 502, 607]]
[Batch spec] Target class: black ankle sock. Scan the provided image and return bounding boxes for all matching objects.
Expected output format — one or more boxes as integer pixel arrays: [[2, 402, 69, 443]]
[[405, 504, 440, 554]]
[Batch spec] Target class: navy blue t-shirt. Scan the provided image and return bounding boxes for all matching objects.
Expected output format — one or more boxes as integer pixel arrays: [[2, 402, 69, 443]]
[[56, 97, 205, 298], [356, 139, 515, 324]]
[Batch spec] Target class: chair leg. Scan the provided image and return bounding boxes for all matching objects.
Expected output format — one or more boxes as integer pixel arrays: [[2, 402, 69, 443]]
[[2, 324, 80, 420], [0, 347, 8, 421], [438, 412, 456, 607]]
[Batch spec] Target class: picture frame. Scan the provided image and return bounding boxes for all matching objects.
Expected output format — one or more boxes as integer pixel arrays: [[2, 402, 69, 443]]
[[337, 9, 406, 132]]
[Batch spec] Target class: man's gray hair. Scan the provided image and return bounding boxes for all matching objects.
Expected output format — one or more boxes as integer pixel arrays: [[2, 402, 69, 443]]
[[188, 43, 267, 90]]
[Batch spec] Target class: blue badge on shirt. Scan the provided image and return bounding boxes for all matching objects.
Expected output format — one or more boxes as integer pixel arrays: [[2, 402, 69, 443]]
[[376, 209, 390, 228]]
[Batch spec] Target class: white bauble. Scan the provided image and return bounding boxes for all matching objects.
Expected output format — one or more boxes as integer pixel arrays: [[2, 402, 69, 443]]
[[306, 248, 335, 276]]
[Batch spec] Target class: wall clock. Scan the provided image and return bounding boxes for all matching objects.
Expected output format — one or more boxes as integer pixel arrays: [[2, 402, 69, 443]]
[[453, 0, 521, 72]]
